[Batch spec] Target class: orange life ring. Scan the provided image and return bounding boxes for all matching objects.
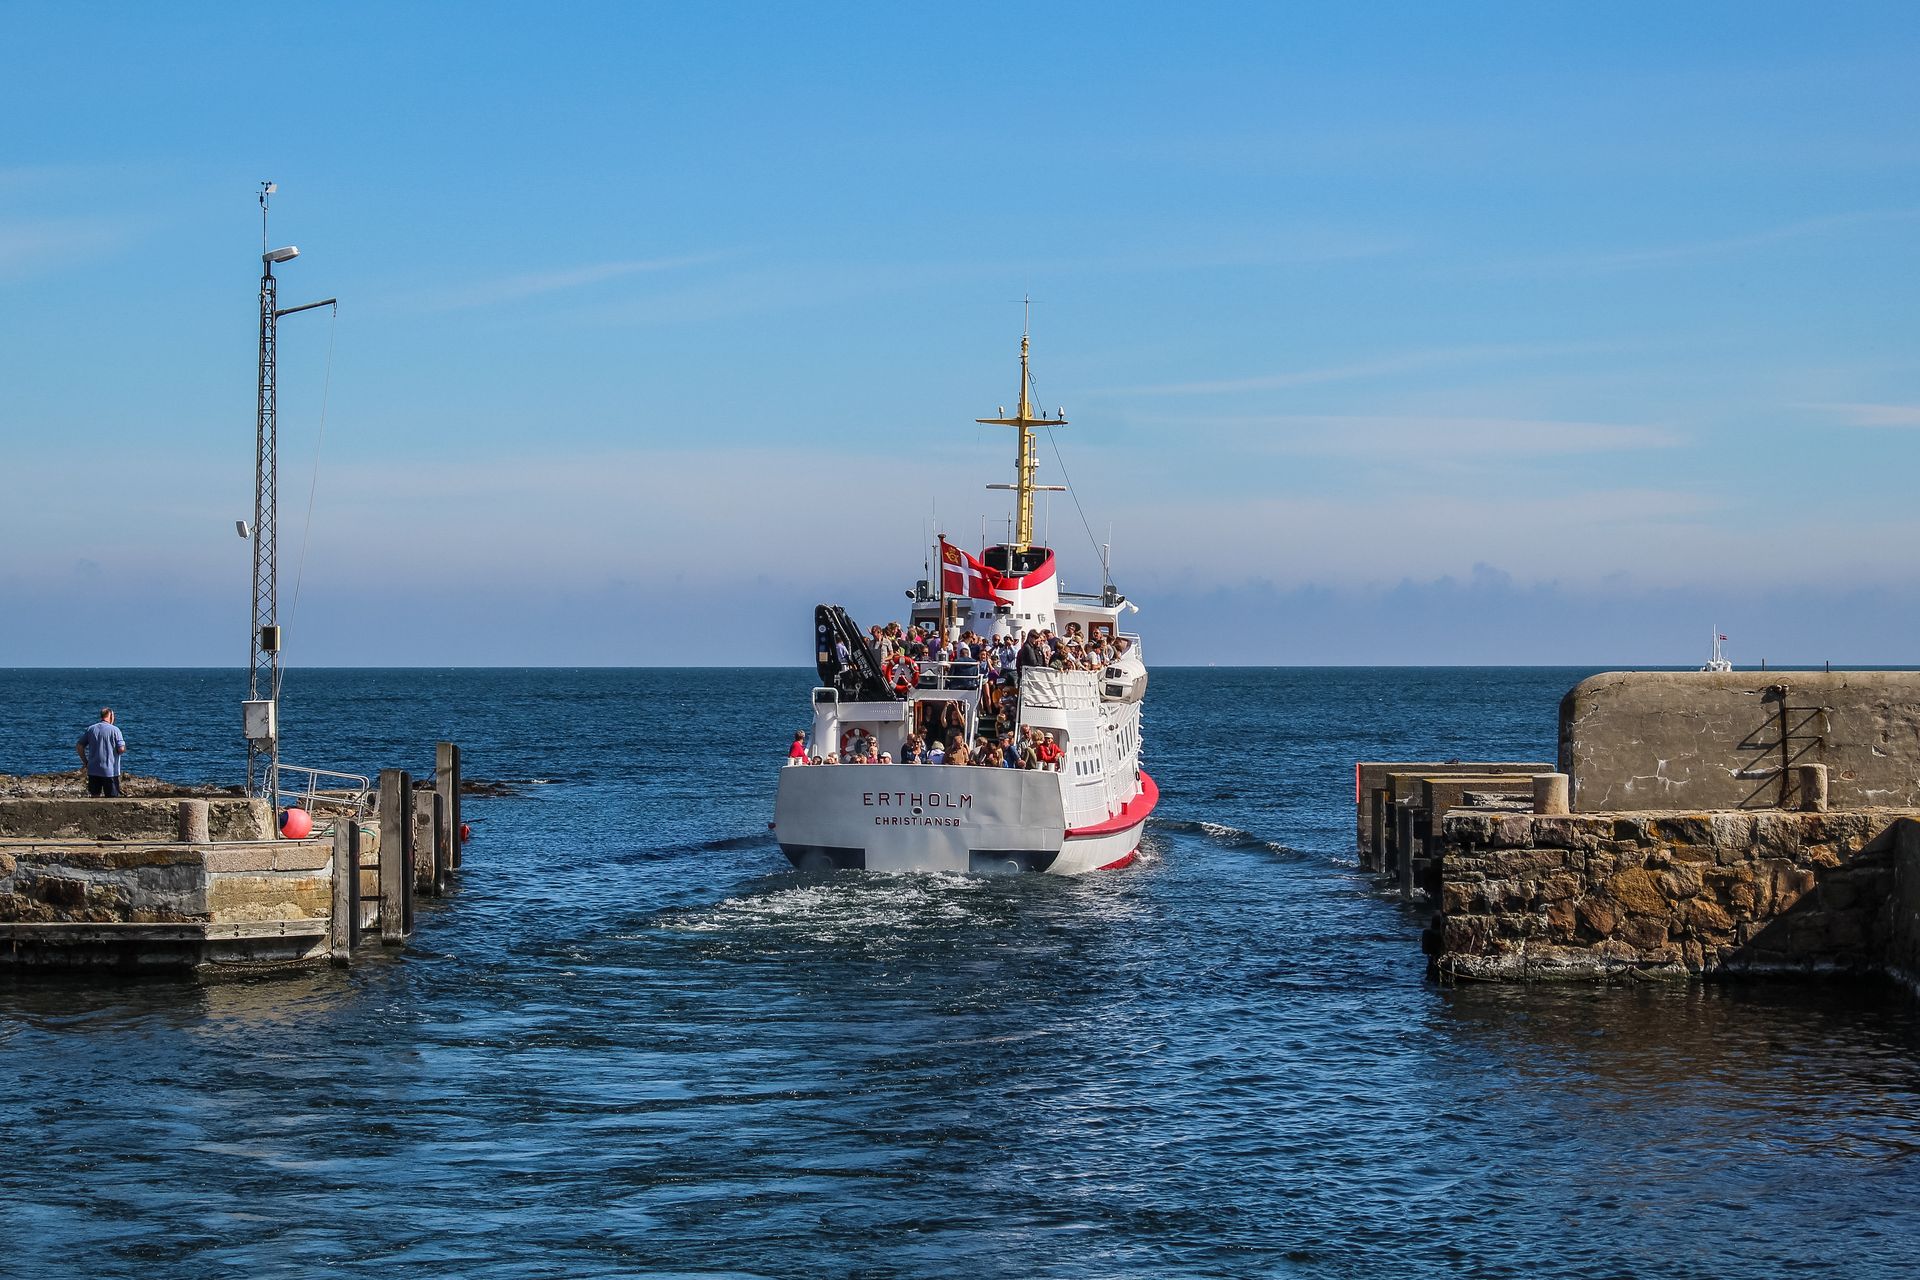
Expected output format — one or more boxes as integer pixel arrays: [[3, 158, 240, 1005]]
[[886, 656, 919, 694], [841, 728, 876, 757]]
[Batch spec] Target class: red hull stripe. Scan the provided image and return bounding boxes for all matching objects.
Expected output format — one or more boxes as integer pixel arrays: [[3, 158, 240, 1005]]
[[1064, 769, 1159, 839], [1097, 850, 1138, 871]]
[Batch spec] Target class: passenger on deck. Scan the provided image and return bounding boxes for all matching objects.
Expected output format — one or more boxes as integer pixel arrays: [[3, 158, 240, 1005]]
[[788, 731, 809, 764], [1019, 630, 1047, 669], [993, 636, 1018, 682], [1037, 733, 1064, 771], [1017, 733, 1040, 770]]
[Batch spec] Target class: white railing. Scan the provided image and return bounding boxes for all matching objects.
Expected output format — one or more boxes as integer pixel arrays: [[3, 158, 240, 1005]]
[[274, 763, 375, 818], [911, 659, 990, 692], [1017, 667, 1101, 711]]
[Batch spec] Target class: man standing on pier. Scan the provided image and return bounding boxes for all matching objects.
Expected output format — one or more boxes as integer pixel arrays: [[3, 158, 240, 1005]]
[[76, 707, 127, 798]]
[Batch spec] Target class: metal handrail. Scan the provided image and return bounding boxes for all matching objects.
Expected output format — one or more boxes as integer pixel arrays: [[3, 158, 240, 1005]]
[[273, 762, 375, 818], [911, 659, 988, 692]]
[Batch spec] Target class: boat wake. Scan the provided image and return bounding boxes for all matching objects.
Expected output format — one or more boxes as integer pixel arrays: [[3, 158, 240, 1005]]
[[1150, 816, 1303, 859], [654, 873, 994, 944], [610, 830, 776, 865]]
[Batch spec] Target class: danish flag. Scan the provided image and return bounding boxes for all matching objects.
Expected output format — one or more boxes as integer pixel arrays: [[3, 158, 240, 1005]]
[[939, 538, 1007, 604]]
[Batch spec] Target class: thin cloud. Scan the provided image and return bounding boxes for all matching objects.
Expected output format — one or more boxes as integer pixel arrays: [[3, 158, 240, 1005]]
[[417, 251, 733, 311], [0, 218, 129, 277], [1469, 207, 1920, 276], [1164, 413, 1679, 458], [1109, 341, 1620, 397], [1807, 402, 1920, 428]]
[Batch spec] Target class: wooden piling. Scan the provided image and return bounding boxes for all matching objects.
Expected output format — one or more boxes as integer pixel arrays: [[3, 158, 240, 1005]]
[[436, 742, 462, 870], [1396, 804, 1417, 902], [431, 790, 450, 894], [330, 821, 360, 965], [412, 791, 437, 896], [376, 768, 412, 944]]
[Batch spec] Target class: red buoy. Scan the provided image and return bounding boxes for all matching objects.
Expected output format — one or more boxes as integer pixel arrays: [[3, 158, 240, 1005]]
[[279, 807, 314, 839], [460, 822, 472, 842]]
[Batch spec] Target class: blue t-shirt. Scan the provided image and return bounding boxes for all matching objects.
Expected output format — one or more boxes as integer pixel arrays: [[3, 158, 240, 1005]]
[[79, 721, 125, 777]]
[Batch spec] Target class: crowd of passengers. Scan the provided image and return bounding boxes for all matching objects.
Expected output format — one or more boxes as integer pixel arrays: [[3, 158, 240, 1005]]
[[788, 724, 1067, 769], [792, 619, 1136, 767], [852, 620, 1132, 682]]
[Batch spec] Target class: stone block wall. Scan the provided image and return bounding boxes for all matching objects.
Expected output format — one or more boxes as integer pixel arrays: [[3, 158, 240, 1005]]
[[0, 838, 333, 925], [1425, 809, 1914, 981]]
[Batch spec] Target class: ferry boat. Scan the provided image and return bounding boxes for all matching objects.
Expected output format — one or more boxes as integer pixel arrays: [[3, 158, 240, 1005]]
[[772, 329, 1155, 875]]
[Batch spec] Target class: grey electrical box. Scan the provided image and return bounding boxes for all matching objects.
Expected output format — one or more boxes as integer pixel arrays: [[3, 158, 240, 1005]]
[[243, 700, 277, 743]]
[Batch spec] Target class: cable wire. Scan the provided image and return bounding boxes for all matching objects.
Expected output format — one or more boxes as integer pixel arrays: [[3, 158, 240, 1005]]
[[1028, 368, 1106, 575]]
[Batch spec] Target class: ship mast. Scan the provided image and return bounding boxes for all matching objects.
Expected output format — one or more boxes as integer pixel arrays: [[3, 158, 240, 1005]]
[[976, 301, 1066, 553]]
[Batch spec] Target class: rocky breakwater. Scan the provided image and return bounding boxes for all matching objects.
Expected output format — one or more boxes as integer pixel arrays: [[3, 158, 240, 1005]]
[[1424, 809, 1920, 981]]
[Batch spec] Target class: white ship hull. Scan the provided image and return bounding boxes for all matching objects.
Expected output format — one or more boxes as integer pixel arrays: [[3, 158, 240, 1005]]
[[774, 762, 1156, 876]]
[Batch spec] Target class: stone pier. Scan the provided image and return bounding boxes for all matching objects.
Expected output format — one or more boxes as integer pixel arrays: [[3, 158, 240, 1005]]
[[1367, 670, 1920, 990], [1423, 808, 1918, 981]]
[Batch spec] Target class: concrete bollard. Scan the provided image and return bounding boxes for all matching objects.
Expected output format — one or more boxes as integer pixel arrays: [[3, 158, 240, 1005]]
[[176, 799, 210, 844], [1533, 773, 1571, 816], [1796, 762, 1830, 813]]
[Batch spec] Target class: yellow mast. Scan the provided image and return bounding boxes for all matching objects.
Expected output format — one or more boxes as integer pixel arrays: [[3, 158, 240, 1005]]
[[976, 305, 1066, 552]]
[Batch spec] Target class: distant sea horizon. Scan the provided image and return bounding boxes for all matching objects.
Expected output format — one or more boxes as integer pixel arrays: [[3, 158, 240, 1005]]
[[5, 662, 1913, 672]]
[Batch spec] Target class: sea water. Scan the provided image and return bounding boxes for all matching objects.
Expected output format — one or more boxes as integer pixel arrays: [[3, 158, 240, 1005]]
[[1, 667, 1917, 1278]]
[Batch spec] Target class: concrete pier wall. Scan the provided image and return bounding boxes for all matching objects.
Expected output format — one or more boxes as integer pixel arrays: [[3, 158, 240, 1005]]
[[0, 797, 272, 842], [0, 834, 337, 967], [1560, 671, 1920, 813]]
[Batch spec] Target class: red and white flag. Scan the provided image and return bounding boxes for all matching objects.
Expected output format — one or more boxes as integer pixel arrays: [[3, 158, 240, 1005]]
[[939, 538, 1007, 603]]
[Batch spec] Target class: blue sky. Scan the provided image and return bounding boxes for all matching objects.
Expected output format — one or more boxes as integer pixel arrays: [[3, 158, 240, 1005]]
[[3, 2, 1918, 665]]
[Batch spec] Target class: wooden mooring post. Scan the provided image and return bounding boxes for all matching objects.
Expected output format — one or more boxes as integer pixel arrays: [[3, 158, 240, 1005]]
[[330, 820, 361, 965], [436, 742, 462, 870], [376, 768, 414, 943], [328, 745, 462, 965], [1396, 804, 1418, 902], [412, 790, 437, 897], [432, 790, 451, 892]]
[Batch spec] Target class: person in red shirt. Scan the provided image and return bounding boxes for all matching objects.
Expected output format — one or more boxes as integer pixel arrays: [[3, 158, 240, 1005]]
[[1036, 731, 1064, 772], [787, 731, 809, 764]]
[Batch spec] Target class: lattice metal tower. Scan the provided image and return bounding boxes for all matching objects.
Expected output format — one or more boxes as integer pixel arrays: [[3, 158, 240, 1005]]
[[248, 184, 282, 796], [246, 184, 333, 798]]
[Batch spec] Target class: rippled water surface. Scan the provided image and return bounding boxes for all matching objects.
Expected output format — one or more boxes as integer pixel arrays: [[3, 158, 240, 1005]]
[[3, 667, 1919, 1278]]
